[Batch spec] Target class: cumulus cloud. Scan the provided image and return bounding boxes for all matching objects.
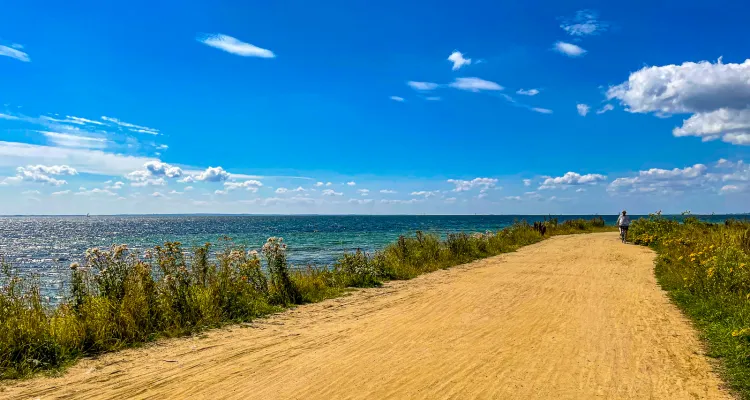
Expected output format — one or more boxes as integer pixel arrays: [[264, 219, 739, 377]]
[[608, 164, 710, 194], [348, 198, 373, 205], [126, 161, 182, 185], [380, 189, 397, 194], [720, 184, 743, 194], [516, 89, 540, 96], [51, 190, 71, 196], [275, 187, 288, 194], [292, 186, 306, 192], [2, 164, 78, 186], [577, 104, 590, 116], [607, 58, 750, 145], [195, 166, 230, 182], [539, 172, 606, 189], [322, 189, 343, 196], [144, 161, 183, 178], [407, 81, 439, 91], [449, 77, 503, 92], [75, 188, 116, 196], [410, 190, 439, 198], [554, 42, 586, 57], [0, 44, 30, 62], [346, 181, 356, 186], [224, 179, 263, 193], [447, 177, 498, 192], [390, 96, 405, 102], [448, 51, 472, 70], [197, 33, 275, 58], [358, 189, 370, 196], [131, 178, 167, 187], [523, 179, 532, 187], [315, 182, 324, 187], [559, 10, 608, 36]]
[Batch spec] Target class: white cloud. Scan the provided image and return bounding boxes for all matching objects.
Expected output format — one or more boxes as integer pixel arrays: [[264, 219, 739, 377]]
[[380, 198, 423, 205], [197, 33, 275, 58], [346, 181, 356, 186], [51, 190, 71, 196], [106, 181, 125, 190], [447, 177, 498, 192], [576, 188, 587, 193], [224, 179, 263, 193], [184, 186, 194, 191], [144, 161, 182, 178], [292, 186, 306, 192], [0, 44, 30, 62], [322, 189, 343, 196], [449, 77, 503, 92], [559, 10, 607, 36], [390, 96, 405, 102], [315, 182, 324, 187], [126, 161, 182, 186], [607, 59, 750, 145], [348, 198, 373, 205], [358, 189, 370, 196], [40, 131, 108, 149], [168, 190, 183, 195], [426, 96, 441, 101], [554, 42, 587, 57], [532, 108, 553, 114], [380, 189, 397, 194], [448, 51, 472, 70], [504, 196, 522, 201], [577, 104, 590, 116], [195, 166, 230, 182], [326, 182, 332, 186], [75, 188, 116, 196], [410, 190, 439, 198], [608, 164, 710, 194], [100, 116, 159, 135], [2, 164, 78, 186], [0, 141, 157, 176], [516, 89, 540, 96], [22, 190, 41, 195], [407, 81, 439, 91], [131, 178, 166, 187], [523, 179, 532, 186], [178, 176, 195, 183], [596, 104, 614, 114], [275, 187, 288, 194], [151, 192, 167, 198], [540, 172, 606, 189], [720, 184, 742, 194]]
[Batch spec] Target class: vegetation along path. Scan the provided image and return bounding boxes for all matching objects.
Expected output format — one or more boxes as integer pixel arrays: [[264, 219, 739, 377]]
[[1, 233, 732, 399]]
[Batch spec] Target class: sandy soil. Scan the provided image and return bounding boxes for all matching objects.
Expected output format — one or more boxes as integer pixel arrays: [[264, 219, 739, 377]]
[[1, 233, 732, 399]]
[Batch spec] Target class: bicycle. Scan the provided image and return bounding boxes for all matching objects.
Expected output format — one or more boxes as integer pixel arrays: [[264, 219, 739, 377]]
[[619, 226, 629, 243]]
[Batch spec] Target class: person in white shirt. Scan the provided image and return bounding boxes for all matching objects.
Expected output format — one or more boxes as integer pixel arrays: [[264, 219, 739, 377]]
[[616, 210, 631, 243]]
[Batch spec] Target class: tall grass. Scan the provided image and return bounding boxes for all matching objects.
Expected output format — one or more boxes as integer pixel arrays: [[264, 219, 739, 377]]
[[0, 218, 610, 380], [630, 214, 750, 398]]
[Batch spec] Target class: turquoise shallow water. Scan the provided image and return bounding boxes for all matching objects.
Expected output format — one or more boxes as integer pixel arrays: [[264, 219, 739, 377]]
[[0, 214, 743, 298]]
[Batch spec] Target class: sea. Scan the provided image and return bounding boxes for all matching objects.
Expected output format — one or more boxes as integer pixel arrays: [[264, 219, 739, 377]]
[[0, 214, 744, 299]]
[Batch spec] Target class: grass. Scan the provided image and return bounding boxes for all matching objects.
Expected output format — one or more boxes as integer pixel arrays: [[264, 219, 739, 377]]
[[0, 217, 611, 381], [629, 213, 750, 398]]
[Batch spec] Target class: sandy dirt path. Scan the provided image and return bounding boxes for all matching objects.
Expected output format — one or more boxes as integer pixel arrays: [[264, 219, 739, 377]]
[[1, 233, 732, 399]]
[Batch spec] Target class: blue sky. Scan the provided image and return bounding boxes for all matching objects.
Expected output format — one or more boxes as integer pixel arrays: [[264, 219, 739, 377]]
[[1, 0, 749, 215]]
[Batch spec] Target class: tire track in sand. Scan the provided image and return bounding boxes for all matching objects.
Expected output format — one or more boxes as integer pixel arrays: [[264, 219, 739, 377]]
[[1, 233, 732, 399]]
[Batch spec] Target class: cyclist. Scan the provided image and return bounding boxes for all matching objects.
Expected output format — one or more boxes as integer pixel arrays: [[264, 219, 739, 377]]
[[616, 210, 631, 243]]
